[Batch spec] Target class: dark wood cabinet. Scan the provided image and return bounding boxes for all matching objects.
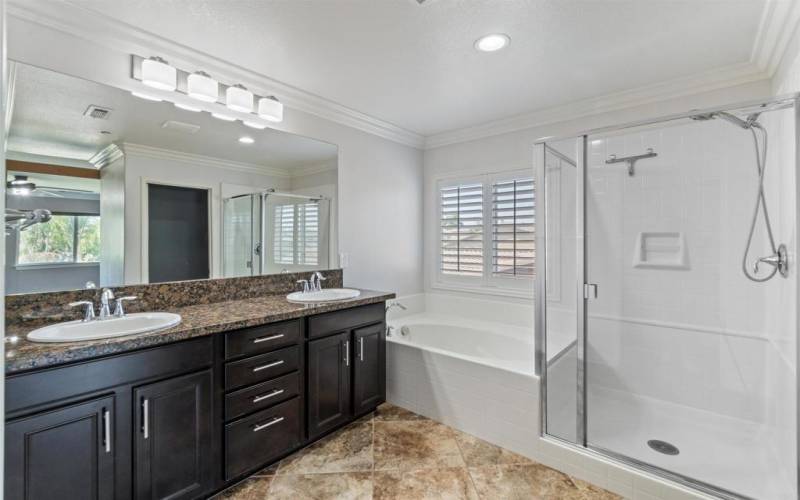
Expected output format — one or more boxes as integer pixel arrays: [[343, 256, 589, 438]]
[[5, 395, 116, 500], [134, 370, 213, 500], [307, 331, 352, 439], [353, 323, 385, 415]]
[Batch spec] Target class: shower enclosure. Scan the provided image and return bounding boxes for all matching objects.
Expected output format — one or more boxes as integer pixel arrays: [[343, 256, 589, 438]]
[[535, 95, 799, 499], [222, 191, 330, 277]]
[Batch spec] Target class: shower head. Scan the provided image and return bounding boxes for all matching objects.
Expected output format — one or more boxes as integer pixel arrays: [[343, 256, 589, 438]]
[[689, 110, 762, 129]]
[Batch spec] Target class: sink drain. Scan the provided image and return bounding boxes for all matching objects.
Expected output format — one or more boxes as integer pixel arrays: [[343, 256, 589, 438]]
[[647, 439, 679, 456]]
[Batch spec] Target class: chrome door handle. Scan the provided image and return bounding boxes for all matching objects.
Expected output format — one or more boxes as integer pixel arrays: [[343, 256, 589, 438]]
[[252, 333, 285, 344], [142, 398, 149, 439], [344, 340, 350, 366], [253, 416, 284, 432], [359, 338, 364, 361], [253, 360, 284, 372], [253, 389, 284, 403], [103, 409, 112, 453]]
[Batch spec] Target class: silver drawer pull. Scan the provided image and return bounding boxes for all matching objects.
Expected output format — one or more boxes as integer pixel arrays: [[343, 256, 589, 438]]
[[253, 389, 285, 403], [252, 360, 284, 372], [253, 416, 284, 432], [252, 333, 285, 344], [103, 409, 112, 453]]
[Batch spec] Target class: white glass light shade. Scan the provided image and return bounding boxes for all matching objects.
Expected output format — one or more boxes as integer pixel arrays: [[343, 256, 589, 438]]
[[175, 102, 202, 112], [187, 71, 219, 102], [131, 91, 163, 102], [210, 112, 237, 122], [141, 57, 177, 91], [257, 96, 283, 122], [243, 121, 268, 129], [226, 84, 253, 113]]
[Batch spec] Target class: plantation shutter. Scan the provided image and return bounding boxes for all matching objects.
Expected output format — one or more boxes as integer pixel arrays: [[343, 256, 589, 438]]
[[491, 177, 535, 277], [440, 182, 484, 276]]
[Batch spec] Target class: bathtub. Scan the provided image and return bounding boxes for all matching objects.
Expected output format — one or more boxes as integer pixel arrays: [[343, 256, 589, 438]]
[[385, 293, 540, 458]]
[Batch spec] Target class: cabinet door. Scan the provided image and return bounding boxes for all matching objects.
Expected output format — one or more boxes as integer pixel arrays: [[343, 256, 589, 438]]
[[134, 370, 212, 500], [307, 332, 351, 439], [353, 323, 386, 415], [5, 395, 116, 500]]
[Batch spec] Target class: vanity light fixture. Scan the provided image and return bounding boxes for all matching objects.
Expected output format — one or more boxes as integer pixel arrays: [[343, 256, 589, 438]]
[[141, 56, 177, 91], [211, 112, 237, 122], [258, 96, 283, 122], [186, 71, 219, 103], [238, 136, 255, 144], [243, 121, 268, 130], [131, 91, 163, 102], [474, 33, 510, 52], [174, 102, 202, 112], [226, 84, 254, 113]]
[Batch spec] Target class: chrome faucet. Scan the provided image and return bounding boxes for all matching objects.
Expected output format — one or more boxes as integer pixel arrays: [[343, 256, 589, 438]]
[[69, 300, 96, 322], [309, 272, 326, 292], [99, 288, 115, 320], [113, 295, 138, 317]]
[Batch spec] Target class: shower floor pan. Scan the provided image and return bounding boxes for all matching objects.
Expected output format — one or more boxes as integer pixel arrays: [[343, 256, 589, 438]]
[[585, 388, 793, 499]]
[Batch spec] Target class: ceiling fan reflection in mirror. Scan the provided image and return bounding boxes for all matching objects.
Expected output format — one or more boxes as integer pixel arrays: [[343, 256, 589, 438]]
[[6, 175, 94, 198]]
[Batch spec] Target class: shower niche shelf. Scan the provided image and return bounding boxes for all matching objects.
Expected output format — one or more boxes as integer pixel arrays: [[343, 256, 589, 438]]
[[633, 232, 688, 270]]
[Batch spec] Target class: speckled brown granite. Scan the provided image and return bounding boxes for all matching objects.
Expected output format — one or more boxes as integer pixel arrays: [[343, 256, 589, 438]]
[[214, 403, 622, 500], [5, 285, 393, 374], [5, 269, 344, 328]]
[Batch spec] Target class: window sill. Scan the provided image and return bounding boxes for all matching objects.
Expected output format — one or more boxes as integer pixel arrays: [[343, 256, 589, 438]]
[[15, 262, 100, 271], [431, 282, 534, 300]]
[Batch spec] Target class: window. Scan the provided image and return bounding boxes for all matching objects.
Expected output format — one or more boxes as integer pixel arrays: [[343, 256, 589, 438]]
[[438, 171, 535, 291], [492, 177, 535, 277], [17, 214, 100, 266], [272, 202, 320, 266], [440, 182, 483, 276]]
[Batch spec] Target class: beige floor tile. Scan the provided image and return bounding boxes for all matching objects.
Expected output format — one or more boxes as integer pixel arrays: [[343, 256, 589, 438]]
[[215, 476, 272, 499], [373, 420, 465, 471], [453, 431, 533, 467], [468, 464, 622, 500], [374, 467, 479, 500], [374, 402, 428, 422], [267, 472, 372, 500], [278, 419, 373, 475]]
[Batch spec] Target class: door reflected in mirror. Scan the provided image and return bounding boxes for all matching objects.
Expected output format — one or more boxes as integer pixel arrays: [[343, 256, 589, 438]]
[[5, 61, 338, 294]]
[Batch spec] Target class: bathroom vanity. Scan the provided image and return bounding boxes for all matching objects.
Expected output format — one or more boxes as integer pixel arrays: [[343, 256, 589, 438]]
[[4, 289, 391, 500]]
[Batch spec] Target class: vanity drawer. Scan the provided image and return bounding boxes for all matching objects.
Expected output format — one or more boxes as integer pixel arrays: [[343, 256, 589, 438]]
[[225, 397, 300, 480], [307, 303, 385, 339], [225, 346, 299, 390], [224, 320, 301, 360], [225, 371, 300, 421]]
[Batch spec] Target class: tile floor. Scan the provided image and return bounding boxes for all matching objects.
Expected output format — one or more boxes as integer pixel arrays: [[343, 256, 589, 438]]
[[216, 403, 621, 499]]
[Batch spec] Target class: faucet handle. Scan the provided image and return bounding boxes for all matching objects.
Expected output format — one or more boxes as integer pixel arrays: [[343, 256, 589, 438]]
[[296, 279, 310, 293], [68, 301, 96, 322], [113, 296, 137, 317]]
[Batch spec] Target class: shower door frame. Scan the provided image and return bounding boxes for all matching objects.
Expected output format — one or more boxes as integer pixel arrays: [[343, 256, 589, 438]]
[[534, 93, 800, 500]]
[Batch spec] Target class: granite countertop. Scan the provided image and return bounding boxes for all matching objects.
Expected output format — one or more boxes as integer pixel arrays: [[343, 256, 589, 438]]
[[5, 289, 395, 374]]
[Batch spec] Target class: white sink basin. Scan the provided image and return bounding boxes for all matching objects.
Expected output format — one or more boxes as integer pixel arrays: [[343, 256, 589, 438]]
[[287, 288, 361, 303], [27, 312, 182, 343]]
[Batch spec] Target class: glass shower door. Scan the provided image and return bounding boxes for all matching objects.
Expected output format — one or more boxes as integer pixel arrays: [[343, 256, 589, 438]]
[[222, 194, 262, 277]]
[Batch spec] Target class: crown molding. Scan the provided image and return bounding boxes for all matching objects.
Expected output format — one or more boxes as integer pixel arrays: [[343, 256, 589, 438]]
[[751, 0, 800, 76], [291, 160, 338, 178], [425, 62, 769, 149], [7, 1, 426, 150], [121, 143, 293, 178]]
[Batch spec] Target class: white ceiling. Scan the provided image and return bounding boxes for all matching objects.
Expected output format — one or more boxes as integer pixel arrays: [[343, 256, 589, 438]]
[[8, 63, 338, 170], [65, 0, 770, 137]]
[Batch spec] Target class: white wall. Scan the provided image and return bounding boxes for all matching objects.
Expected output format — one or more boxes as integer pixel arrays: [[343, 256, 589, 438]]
[[100, 155, 125, 286], [8, 16, 425, 296]]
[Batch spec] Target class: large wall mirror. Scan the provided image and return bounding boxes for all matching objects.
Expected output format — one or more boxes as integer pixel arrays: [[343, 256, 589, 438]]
[[5, 62, 338, 294]]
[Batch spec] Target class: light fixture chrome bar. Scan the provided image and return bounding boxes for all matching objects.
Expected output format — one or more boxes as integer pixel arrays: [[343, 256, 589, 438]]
[[605, 148, 657, 176]]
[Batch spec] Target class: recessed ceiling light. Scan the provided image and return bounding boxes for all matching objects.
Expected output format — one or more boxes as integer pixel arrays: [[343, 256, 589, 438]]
[[238, 136, 255, 144], [474, 33, 510, 52]]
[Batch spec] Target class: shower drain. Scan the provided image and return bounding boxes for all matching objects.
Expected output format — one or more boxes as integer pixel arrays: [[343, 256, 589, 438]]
[[647, 440, 680, 456]]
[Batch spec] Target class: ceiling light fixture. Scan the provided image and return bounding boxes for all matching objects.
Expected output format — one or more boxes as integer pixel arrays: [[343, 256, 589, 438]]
[[238, 136, 255, 144], [474, 33, 510, 52], [226, 84, 254, 113], [7, 176, 36, 196], [187, 71, 219, 102], [141, 56, 177, 91], [174, 102, 202, 112], [258, 96, 283, 122], [131, 91, 163, 102], [210, 112, 237, 122], [243, 121, 268, 130]]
